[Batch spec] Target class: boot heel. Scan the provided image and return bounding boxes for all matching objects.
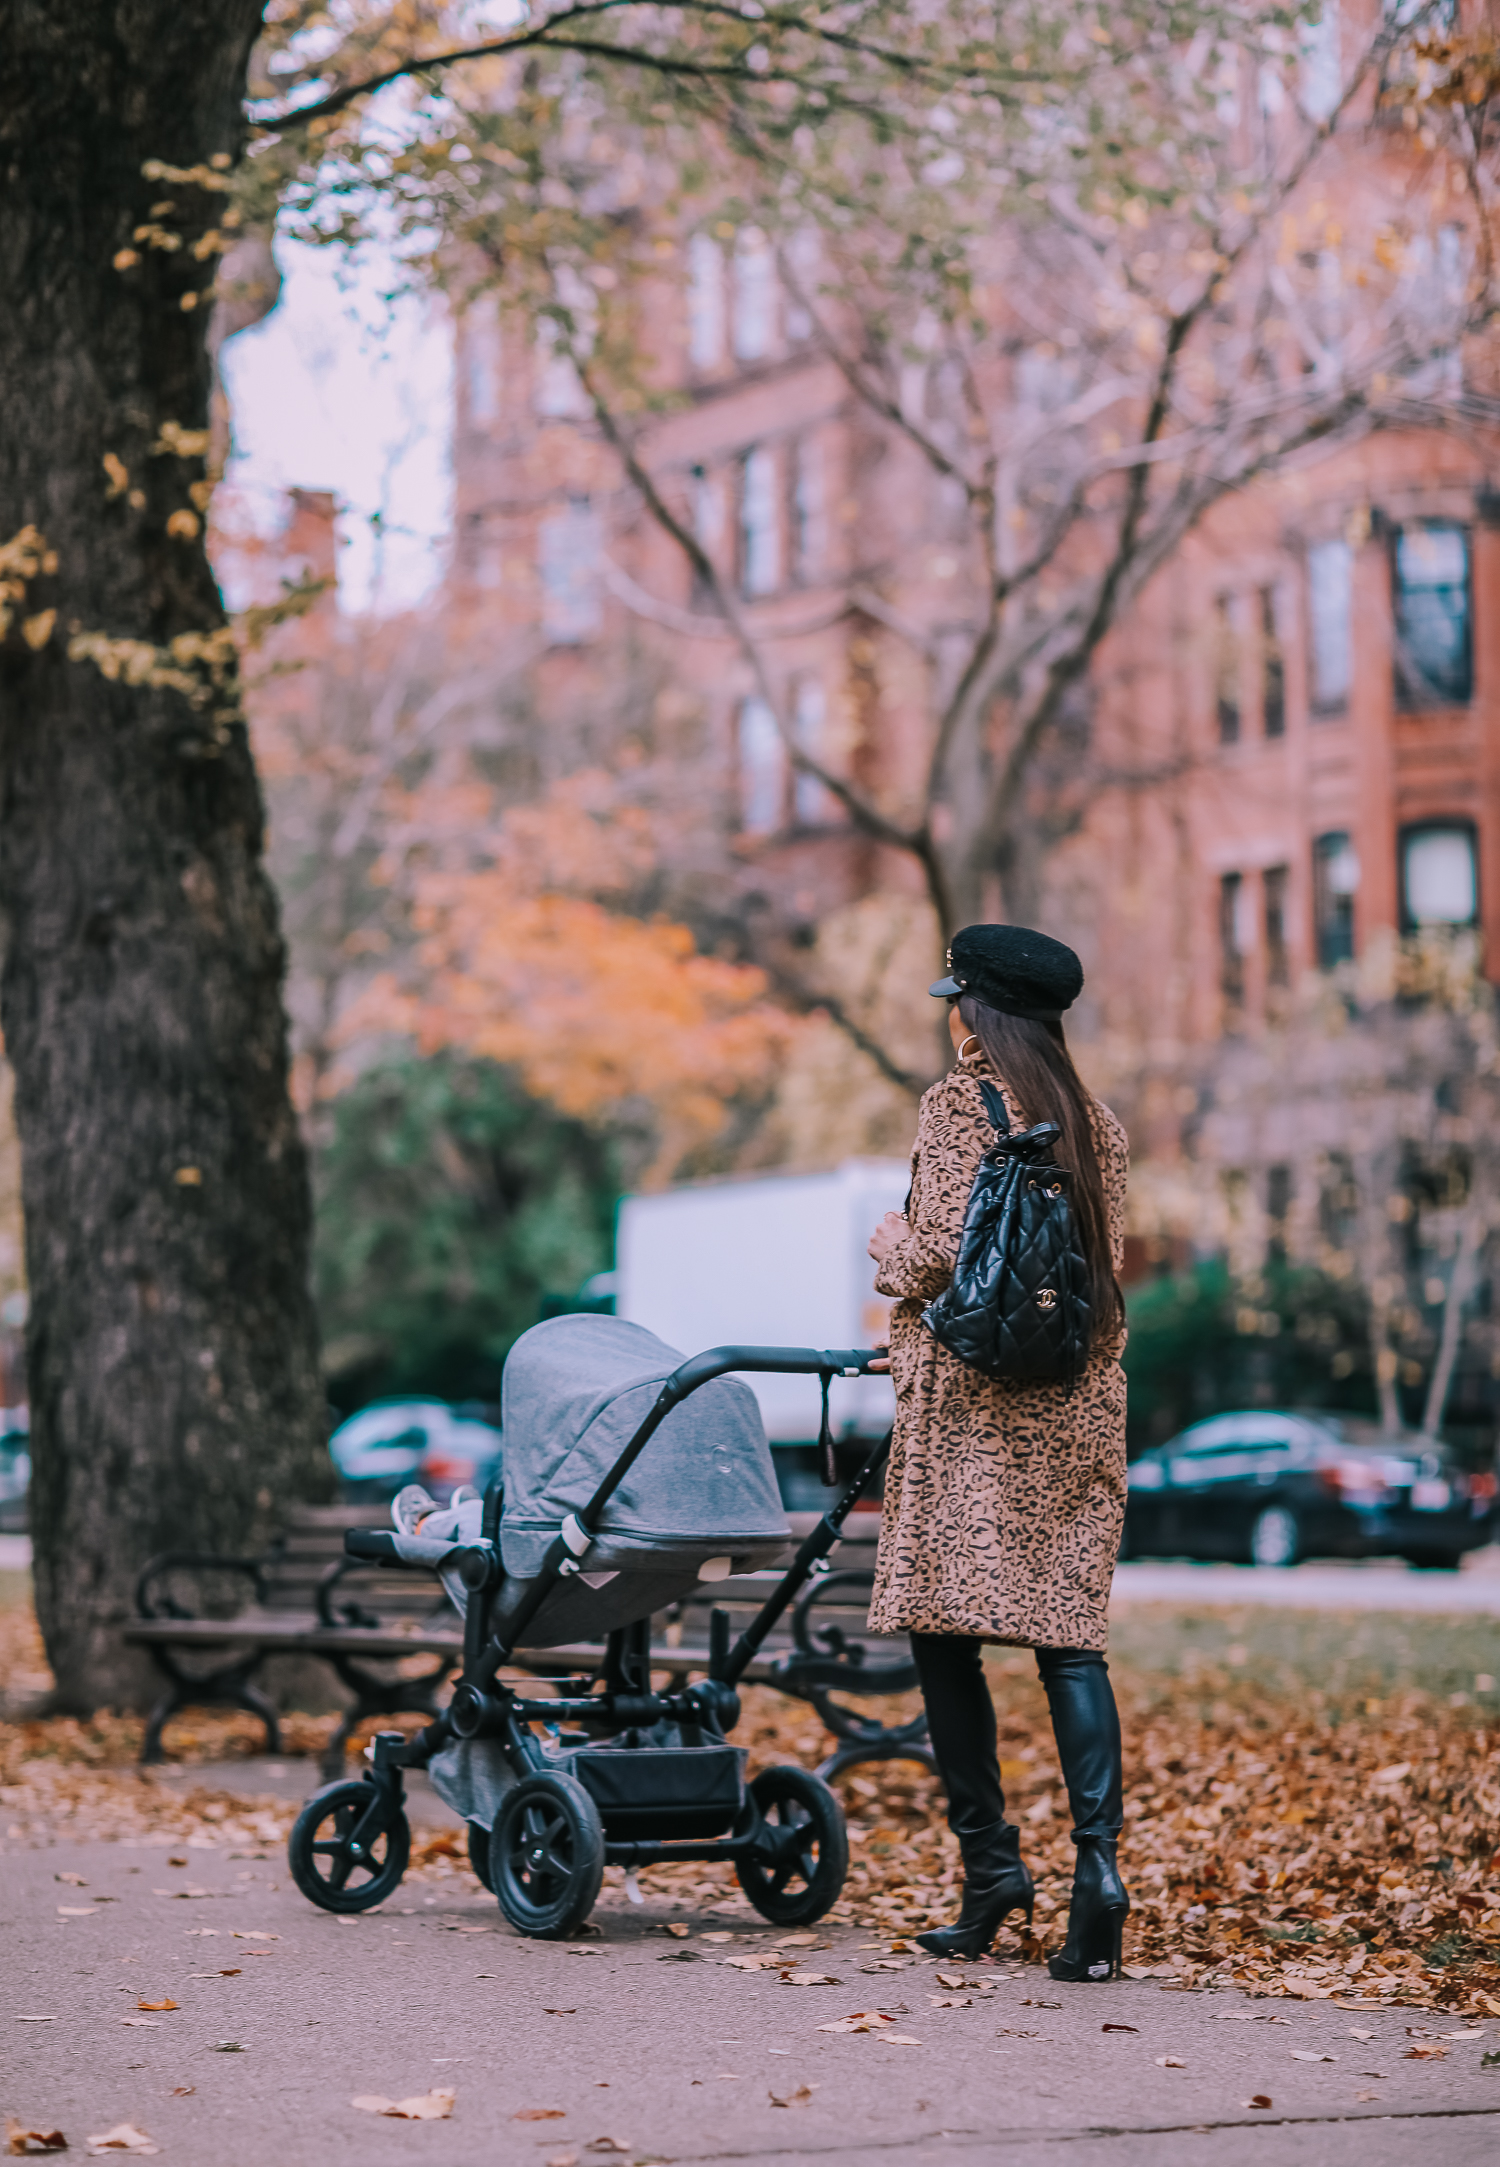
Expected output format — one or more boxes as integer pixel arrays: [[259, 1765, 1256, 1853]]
[[1107, 1910, 1123, 1979]]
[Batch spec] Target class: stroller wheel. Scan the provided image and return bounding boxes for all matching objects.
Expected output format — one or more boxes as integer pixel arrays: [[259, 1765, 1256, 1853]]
[[287, 1778, 410, 1913], [466, 1819, 495, 1892], [490, 1772, 605, 1939], [736, 1765, 849, 1926]]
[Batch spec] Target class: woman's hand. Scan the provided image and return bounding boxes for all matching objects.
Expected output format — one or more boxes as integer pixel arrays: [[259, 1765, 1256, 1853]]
[[866, 1335, 890, 1374], [867, 1210, 907, 1265]]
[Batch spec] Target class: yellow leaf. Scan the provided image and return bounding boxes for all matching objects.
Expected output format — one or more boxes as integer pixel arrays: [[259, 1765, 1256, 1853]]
[[103, 453, 129, 499], [166, 511, 200, 540], [21, 611, 56, 651]]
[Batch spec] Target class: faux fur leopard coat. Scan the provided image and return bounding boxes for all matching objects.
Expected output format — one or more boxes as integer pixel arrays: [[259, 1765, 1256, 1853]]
[[867, 1052, 1129, 1650]]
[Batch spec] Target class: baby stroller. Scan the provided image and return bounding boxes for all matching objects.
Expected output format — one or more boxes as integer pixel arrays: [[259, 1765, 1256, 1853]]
[[287, 1318, 884, 1938]]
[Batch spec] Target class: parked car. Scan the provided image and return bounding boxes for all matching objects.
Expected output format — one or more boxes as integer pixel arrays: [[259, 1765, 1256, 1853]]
[[327, 1398, 501, 1504], [0, 1414, 30, 1534], [1123, 1410, 1498, 1570]]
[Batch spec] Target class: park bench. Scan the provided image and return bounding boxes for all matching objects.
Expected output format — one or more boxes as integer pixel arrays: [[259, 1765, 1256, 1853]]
[[125, 1505, 931, 1785]]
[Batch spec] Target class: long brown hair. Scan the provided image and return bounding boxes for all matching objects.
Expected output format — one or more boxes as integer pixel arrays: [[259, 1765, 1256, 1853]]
[[957, 995, 1123, 1347]]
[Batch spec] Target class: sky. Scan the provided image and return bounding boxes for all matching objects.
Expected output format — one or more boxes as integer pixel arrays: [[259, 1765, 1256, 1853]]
[[219, 237, 453, 614]]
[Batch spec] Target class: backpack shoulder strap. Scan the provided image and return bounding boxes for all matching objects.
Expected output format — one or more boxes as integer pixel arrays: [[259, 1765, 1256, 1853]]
[[978, 1079, 1011, 1136]]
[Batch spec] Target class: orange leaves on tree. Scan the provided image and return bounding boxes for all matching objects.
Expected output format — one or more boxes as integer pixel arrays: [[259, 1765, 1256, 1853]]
[[341, 772, 794, 1179]]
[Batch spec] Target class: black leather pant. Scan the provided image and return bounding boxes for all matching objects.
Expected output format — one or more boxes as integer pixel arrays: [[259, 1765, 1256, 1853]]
[[910, 1633, 1123, 1843]]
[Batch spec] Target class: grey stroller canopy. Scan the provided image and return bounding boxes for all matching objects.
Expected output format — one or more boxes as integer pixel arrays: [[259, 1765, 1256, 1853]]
[[495, 1315, 791, 1645]]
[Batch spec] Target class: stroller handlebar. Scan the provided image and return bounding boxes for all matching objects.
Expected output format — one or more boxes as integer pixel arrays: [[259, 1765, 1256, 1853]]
[[663, 1346, 880, 1396]]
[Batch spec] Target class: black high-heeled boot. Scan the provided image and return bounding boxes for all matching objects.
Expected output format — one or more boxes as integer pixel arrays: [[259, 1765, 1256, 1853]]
[[1046, 1834, 1129, 1981], [1035, 1647, 1128, 1983], [916, 1820, 1035, 1958]]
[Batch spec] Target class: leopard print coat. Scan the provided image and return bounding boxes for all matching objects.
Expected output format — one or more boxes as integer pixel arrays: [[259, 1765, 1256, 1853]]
[[867, 1052, 1129, 1651]]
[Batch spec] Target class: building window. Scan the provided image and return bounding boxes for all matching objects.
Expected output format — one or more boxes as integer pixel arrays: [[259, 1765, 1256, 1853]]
[[463, 309, 500, 429], [782, 227, 820, 343], [1214, 596, 1240, 745], [740, 446, 782, 597], [792, 677, 831, 825], [1307, 538, 1352, 711], [686, 233, 725, 372], [538, 496, 601, 643], [1393, 521, 1471, 707], [1264, 864, 1290, 987], [1400, 821, 1478, 930], [738, 696, 785, 834], [791, 435, 825, 582], [1219, 871, 1246, 1011], [1301, 2, 1341, 122], [731, 228, 776, 363], [1313, 830, 1358, 965], [1260, 587, 1285, 738], [535, 266, 597, 418]]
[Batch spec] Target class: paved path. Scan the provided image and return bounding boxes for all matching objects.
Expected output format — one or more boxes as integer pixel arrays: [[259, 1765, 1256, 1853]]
[[1111, 1553, 1500, 1614], [4, 1835, 1498, 2167], [7, 1535, 1500, 1611]]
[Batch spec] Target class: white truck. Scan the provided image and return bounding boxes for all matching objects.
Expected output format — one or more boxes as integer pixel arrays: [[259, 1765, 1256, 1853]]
[[615, 1158, 910, 1460]]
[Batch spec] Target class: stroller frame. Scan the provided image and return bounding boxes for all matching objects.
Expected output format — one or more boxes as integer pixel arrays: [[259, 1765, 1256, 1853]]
[[288, 1345, 887, 1936]]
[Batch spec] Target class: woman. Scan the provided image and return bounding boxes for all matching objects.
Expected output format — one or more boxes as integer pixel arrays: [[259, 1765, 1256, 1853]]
[[866, 923, 1130, 1982]]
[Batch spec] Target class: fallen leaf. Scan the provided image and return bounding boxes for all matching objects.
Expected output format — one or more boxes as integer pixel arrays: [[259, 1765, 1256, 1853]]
[[1402, 2045, 1448, 2060], [55, 1873, 87, 1886], [545, 2153, 579, 2167], [699, 1932, 735, 1944], [1102, 2023, 1139, 2033], [216, 1970, 241, 1978], [584, 2141, 631, 2154], [1019, 1999, 1061, 2010], [57, 1907, 98, 1918], [1356, 2089, 1383, 2101], [1243, 2094, 1273, 2110], [136, 2000, 177, 2013], [167, 1856, 188, 1867], [774, 1933, 819, 1947], [882, 2034, 922, 2046], [1154, 2056, 1186, 2068], [14, 2018, 59, 2025], [1348, 2029, 1375, 2041], [784, 1972, 839, 1987], [662, 1923, 690, 1938], [1291, 2050, 1336, 2063], [210, 2042, 245, 2053], [722, 1956, 772, 1971], [862, 1960, 906, 1973], [86, 2130, 159, 2158], [657, 1949, 701, 1963], [934, 1971, 967, 1989], [542, 2009, 577, 2017], [514, 2110, 567, 2122], [769, 2084, 817, 2107], [6, 2122, 67, 2157], [167, 2089, 194, 2099], [119, 2020, 159, 2030], [927, 1995, 970, 2009], [350, 2091, 455, 2121], [231, 1933, 278, 1943]]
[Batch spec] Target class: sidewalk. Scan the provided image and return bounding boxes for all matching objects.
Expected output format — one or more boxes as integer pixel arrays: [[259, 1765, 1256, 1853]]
[[5, 1824, 1498, 2167]]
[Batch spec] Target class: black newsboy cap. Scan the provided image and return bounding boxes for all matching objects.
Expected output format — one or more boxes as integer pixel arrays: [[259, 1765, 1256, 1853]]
[[929, 923, 1083, 1020]]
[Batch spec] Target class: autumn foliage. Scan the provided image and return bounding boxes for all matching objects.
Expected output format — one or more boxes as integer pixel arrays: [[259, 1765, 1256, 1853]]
[[339, 771, 796, 1181]]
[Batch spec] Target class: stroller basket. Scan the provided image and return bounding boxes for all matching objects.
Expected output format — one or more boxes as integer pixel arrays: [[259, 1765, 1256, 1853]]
[[288, 1332, 887, 1939]]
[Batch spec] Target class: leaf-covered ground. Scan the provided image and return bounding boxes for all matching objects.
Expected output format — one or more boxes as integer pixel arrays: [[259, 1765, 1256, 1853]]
[[3, 1591, 1497, 2013]]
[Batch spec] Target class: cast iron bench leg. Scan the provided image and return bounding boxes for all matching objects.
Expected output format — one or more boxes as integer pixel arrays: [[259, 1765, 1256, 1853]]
[[318, 1657, 457, 1782], [140, 1661, 282, 1763]]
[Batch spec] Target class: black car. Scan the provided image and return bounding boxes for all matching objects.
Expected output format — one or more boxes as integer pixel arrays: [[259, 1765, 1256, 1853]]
[[1122, 1410, 1497, 1570]]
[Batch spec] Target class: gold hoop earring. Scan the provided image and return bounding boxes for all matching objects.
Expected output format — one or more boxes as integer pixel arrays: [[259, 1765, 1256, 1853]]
[[958, 1034, 981, 1061]]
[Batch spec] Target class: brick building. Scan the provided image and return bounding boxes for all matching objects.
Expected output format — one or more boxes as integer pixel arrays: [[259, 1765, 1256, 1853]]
[[437, 3, 1500, 1206]]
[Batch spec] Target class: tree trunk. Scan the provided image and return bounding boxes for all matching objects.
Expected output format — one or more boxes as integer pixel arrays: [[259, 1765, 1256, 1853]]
[[0, 2, 327, 1711]]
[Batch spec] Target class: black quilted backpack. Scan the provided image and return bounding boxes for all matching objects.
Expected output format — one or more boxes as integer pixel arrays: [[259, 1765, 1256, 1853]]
[[922, 1080, 1092, 1385]]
